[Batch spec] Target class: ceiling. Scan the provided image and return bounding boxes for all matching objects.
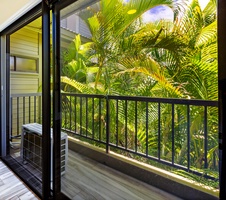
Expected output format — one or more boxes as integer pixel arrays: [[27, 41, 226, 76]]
[[0, 0, 41, 32]]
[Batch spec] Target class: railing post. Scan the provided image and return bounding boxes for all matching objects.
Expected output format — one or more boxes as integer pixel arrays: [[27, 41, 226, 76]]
[[106, 96, 110, 153], [187, 105, 190, 172], [158, 102, 161, 160], [204, 106, 208, 169], [172, 103, 175, 165]]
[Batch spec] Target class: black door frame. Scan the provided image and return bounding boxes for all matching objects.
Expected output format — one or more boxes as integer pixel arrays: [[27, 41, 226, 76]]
[[42, 0, 70, 198], [46, 0, 226, 198], [1, 0, 226, 199], [52, 0, 63, 197], [0, 3, 46, 198], [42, 1, 52, 198]]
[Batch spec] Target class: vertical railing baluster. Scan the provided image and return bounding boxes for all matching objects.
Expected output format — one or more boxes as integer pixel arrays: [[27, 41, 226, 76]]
[[116, 99, 119, 147], [99, 98, 101, 141], [86, 97, 88, 137], [80, 97, 83, 135], [106, 96, 110, 153], [204, 106, 208, 169], [64, 97, 66, 129], [158, 102, 161, 160], [69, 95, 72, 131], [187, 105, 190, 171], [135, 101, 138, 153], [23, 96, 25, 124], [172, 104, 175, 165], [10, 97, 13, 138], [39, 95, 42, 123], [92, 97, 94, 139], [29, 96, 31, 123], [17, 97, 19, 135], [125, 100, 128, 150], [146, 101, 148, 156], [34, 96, 37, 122], [74, 96, 77, 134]]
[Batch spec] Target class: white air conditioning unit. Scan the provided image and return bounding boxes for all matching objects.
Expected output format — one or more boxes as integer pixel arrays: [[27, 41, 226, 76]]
[[21, 123, 68, 180]]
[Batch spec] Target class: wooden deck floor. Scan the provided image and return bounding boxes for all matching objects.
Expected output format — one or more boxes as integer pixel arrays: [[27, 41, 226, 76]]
[[61, 150, 183, 200], [1, 150, 182, 200], [0, 160, 40, 200]]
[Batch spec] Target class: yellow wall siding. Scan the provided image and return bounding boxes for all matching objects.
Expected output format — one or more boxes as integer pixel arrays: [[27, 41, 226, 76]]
[[10, 27, 41, 95], [10, 76, 39, 94], [10, 27, 41, 135], [10, 28, 39, 57]]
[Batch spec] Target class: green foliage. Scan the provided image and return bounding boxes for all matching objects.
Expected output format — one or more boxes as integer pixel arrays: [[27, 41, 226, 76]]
[[61, 0, 218, 189]]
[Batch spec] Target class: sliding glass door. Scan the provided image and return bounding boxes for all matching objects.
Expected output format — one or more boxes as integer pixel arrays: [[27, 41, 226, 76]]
[[0, 3, 55, 198], [57, 0, 99, 198], [7, 16, 44, 197]]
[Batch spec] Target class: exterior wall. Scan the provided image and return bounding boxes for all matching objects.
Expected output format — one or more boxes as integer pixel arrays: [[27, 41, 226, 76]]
[[61, 14, 92, 39], [10, 27, 41, 94], [10, 28, 39, 56], [10, 27, 42, 135], [10, 74, 39, 94]]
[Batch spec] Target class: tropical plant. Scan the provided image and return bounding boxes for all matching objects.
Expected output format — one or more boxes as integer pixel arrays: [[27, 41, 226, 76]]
[[61, 0, 218, 185]]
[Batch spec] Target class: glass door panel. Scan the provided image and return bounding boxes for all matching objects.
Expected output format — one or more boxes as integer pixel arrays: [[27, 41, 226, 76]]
[[9, 16, 43, 196], [59, 0, 99, 198]]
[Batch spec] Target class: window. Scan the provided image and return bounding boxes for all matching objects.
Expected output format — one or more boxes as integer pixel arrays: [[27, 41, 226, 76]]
[[10, 56, 38, 73]]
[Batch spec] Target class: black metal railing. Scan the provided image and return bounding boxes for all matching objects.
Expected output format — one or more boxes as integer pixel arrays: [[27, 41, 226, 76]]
[[61, 93, 219, 180], [10, 93, 42, 137], [10, 92, 219, 180]]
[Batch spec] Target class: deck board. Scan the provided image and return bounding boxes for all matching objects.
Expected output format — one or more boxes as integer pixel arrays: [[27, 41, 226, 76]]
[[61, 150, 183, 200], [1, 150, 182, 200], [0, 160, 40, 200]]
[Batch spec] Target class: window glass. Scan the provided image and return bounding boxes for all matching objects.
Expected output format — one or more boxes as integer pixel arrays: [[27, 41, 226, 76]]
[[10, 56, 15, 71], [10, 56, 37, 72], [16, 57, 37, 72]]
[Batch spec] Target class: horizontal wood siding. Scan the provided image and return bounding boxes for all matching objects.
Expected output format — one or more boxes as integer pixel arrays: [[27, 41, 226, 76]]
[[79, 18, 91, 38], [10, 28, 39, 57], [10, 76, 39, 94], [61, 14, 91, 39], [10, 26, 41, 94]]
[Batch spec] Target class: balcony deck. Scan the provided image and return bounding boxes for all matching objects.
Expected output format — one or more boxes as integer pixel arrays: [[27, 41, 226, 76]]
[[61, 149, 182, 200], [0, 149, 182, 200], [0, 160, 40, 200]]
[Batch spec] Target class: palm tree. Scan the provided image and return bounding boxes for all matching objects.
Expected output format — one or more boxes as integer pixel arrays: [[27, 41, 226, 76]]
[[62, 0, 178, 95], [61, 0, 218, 181]]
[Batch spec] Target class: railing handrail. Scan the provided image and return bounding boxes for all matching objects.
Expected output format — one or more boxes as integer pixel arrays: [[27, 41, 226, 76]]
[[63, 92, 218, 107], [17, 92, 217, 107], [11, 93, 42, 98]]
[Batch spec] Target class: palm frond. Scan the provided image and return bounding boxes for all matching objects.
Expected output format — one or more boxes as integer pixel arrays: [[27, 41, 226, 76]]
[[202, 0, 217, 26], [195, 21, 217, 48], [61, 76, 93, 93]]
